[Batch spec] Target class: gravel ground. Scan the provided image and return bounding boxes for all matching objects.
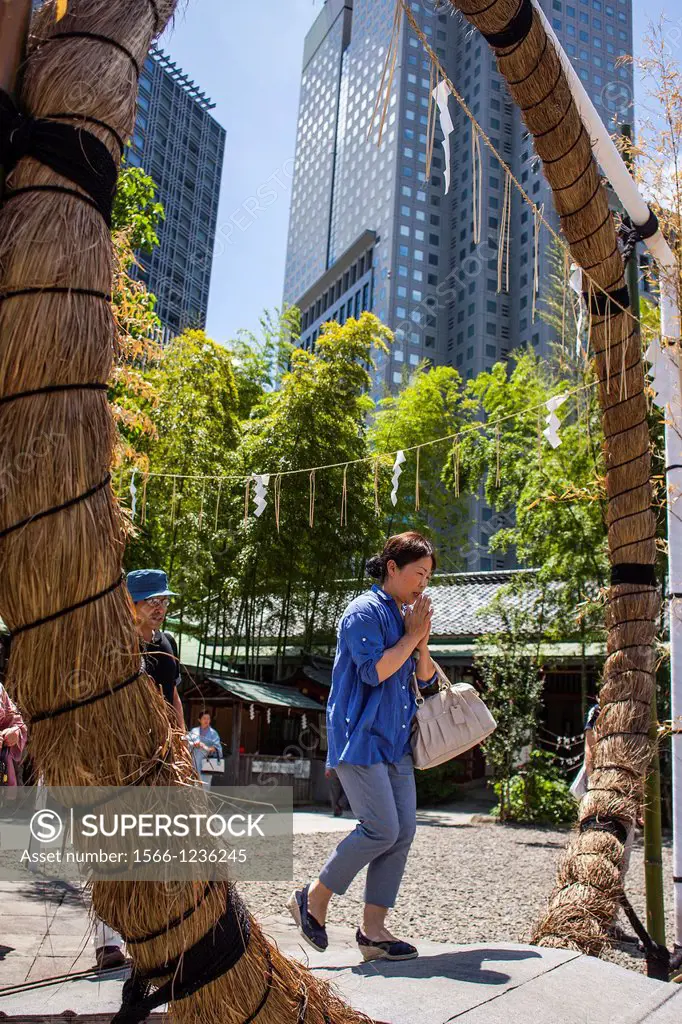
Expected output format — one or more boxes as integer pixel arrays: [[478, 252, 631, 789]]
[[240, 816, 675, 975]]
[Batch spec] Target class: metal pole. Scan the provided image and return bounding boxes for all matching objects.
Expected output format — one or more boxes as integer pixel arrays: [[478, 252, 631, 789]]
[[621, 123, 667, 955]]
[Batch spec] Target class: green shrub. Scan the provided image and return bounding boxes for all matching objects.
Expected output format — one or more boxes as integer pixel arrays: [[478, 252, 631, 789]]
[[415, 759, 466, 806], [493, 750, 577, 825]]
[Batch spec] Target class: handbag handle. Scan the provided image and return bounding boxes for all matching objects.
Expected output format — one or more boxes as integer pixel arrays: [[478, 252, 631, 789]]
[[411, 658, 450, 705]]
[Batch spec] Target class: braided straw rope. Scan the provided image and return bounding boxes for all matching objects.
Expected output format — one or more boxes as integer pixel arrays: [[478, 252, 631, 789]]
[[441, 0, 659, 955], [0, 1, 372, 1020]]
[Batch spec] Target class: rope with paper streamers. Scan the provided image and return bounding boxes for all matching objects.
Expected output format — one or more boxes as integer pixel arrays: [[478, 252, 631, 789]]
[[118, 378, 614, 532], [393, 0, 666, 346]]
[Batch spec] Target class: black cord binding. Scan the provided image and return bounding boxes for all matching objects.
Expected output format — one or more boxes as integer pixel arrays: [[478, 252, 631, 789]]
[[119, 882, 216, 945], [0, 474, 111, 542], [29, 667, 142, 725], [0, 286, 111, 302], [579, 813, 629, 845], [9, 574, 124, 638], [0, 382, 108, 408], [583, 284, 631, 318], [619, 208, 660, 263], [2, 184, 106, 219], [40, 111, 125, 155], [481, 0, 533, 49], [610, 564, 657, 587], [113, 886, 255, 1024], [35, 32, 140, 76], [0, 89, 117, 224]]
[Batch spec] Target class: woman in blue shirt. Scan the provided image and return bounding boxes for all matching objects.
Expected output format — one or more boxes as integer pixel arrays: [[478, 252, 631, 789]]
[[288, 531, 438, 962]]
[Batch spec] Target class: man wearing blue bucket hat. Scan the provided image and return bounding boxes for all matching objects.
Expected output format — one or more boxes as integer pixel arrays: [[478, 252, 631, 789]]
[[126, 569, 186, 734]]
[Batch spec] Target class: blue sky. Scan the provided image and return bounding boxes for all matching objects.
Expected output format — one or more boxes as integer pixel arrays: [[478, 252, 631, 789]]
[[158, 0, 674, 344]]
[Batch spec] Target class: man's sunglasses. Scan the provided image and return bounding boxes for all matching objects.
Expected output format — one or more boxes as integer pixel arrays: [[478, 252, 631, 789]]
[[143, 596, 170, 609]]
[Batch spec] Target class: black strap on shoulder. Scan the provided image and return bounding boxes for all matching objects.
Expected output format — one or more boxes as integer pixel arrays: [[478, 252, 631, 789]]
[[481, 0, 533, 49], [112, 886, 255, 1024], [0, 89, 116, 224], [610, 564, 657, 587]]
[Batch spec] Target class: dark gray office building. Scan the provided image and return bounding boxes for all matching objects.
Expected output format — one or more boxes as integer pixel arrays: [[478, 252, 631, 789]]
[[127, 45, 225, 339], [283, 0, 633, 569]]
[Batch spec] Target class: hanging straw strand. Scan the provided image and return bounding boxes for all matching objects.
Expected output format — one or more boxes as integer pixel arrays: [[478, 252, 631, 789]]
[[274, 473, 282, 533], [532, 202, 543, 322], [415, 446, 421, 512], [340, 464, 348, 527], [198, 479, 206, 530], [214, 479, 222, 532], [140, 472, 148, 525], [243, 477, 251, 527], [308, 470, 316, 528]]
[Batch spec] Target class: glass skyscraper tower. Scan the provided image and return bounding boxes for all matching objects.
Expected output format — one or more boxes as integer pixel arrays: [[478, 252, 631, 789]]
[[283, 0, 633, 570], [127, 45, 226, 339]]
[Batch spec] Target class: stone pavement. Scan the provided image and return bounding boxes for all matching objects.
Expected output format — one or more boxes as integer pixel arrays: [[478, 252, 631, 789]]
[[292, 802, 483, 835], [1, 806, 681, 1022]]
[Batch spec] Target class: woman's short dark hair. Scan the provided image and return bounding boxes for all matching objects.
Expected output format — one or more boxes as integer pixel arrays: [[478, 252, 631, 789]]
[[366, 531, 436, 581]]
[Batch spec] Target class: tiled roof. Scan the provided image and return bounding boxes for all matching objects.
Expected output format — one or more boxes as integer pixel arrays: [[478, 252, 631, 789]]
[[427, 570, 542, 639]]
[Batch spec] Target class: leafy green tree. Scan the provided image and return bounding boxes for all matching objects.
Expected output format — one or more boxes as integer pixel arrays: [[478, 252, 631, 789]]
[[225, 306, 300, 420], [224, 313, 392, 674], [124, 330, 241, 620], [112, 164, 165, 253], [110, 165, 165, 463], [450, 349, 607, 717], [476, 584, 549, 821], [370, 362, 474, 570]]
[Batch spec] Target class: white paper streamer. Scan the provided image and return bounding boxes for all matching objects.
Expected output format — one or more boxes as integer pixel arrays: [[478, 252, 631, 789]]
[[391, 450, 406, 507], [249, 703, 255, 721], [252, 474, 270, 518], [129, 468, 137, 520], [266, 708, 271, 725], [301, 714, 308, 731], [569, 264, 584, 357], [543, 393, 569, 449], [432, 79, 453, 194], [645, 338, 681, 412]]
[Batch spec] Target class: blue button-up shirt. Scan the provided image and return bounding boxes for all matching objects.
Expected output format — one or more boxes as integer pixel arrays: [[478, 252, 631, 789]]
[[326, 585, 433, 768]]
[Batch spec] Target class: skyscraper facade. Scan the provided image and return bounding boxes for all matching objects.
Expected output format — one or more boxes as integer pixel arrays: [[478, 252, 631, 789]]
[[283, 0, 633, 569], [127, 45, 226, 339]]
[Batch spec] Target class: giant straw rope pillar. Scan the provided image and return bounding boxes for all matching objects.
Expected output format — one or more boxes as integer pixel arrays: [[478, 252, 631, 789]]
[[441, 0, 659, 954], [0, 1, 372, 1021]]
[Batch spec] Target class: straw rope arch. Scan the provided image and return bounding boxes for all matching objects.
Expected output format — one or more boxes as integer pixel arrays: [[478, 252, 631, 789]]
[[438, 0, 659, 954], [0, 1, 372, 1021]]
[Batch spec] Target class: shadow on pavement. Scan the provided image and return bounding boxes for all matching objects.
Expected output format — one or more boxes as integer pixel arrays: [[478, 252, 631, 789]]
[[319, 947, 543, 986], [11, 877, 86, 908]]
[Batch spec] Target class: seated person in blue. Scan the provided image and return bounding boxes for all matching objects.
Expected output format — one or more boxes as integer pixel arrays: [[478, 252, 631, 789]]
[[288, 531, 438, 962], [188, 711, 223, 788]]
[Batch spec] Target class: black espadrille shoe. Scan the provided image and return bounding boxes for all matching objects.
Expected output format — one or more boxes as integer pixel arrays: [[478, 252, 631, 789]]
[[355, 928, 418, 961], [286, 884, 328, 952]]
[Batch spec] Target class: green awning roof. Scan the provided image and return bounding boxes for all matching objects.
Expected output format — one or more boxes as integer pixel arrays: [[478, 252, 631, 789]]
[[430, 641, 607, 660], [209, 677, 324, 711]]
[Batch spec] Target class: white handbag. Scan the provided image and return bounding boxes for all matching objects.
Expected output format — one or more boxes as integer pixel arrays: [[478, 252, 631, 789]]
[[410, 662, 497, 770], [201, 757, 225, 774]]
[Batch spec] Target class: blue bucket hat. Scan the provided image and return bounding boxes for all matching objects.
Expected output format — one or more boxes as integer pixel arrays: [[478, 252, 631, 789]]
[[126, 569, 178, 604]]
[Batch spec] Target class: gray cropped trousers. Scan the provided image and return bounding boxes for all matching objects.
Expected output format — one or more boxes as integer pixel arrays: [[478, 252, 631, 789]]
[[318, 753, 417, 909]]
